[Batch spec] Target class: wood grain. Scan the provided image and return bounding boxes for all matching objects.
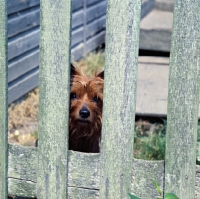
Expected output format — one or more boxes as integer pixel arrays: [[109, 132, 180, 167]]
[[8, 7, 40, 38], [99, 0, 141, 198], [7, 0, 40, 15], [37, 0, 72, 198], [165, 0, 200, 198], [8, 67, 39, 104], [0, 0, 8, 198], [7, 145, 200, 198]]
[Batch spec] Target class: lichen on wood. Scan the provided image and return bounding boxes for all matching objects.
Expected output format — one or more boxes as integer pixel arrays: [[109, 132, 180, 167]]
[[7, 145, 200, 198], [37, 0, 72, 198], [99, 0, 141, 198], [0, 0, 8, 198], [165, 0, 200, 198]]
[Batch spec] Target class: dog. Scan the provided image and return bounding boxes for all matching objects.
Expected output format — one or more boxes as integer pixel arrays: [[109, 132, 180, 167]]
[[35, 64, 104, 153], [69, 64, 104, 153]]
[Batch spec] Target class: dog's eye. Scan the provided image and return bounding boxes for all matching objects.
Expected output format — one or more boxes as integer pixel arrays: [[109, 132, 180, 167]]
[[70, 93, 77, 100], [93, 96, 99, 102]]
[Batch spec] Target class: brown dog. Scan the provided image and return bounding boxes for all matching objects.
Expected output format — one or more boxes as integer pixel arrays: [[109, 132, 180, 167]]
[[35, 64, 103, 153], [69, 64, 104, 153]]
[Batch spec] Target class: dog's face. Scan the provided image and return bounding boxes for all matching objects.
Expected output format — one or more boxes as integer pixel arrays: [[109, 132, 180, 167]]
[[69, 64, 104, 138]]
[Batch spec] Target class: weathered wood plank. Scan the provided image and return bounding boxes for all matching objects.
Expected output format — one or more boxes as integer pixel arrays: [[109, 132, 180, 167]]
[[7, 0, 82, 15], [86, 0, 103, 7], [131, 159, 164, 199], [8, 28, 40, 61], [165, 0, 200, 198], [71, 43, 84, 61], [8, 145, 37, 198], [155, 0, 174, 12], [0, 0, 8, 198], [7, 145, 200, 198], [8, 145, 37, 182], [141, 0, 154, 19], [68, 151, 100, 190], [86, 1, 107, 24], [136, 57, 169, 117], [140, 9, 173, 52], [8, 7, 40, 38], [68, 187, 99, 199], [99, 0, 141, 198], [72, 0, 83, 11], [71, 27, 84, 47], [72, 10, 84, 29], [9, 178, 36, 198], [37, 0, 72, 198], [8, 48, 39, 82], [7, 0, 40, 15], [85, 31, 105, 54], [86, 0, 153, 23], [8, 68, 39, 104], [8, 7, 84, 39], [86, 16, 106, 39], [134, 56, 200, 118]]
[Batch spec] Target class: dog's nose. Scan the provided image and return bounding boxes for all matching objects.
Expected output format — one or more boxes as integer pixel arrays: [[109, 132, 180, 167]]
[[79, 107, 90, 119]]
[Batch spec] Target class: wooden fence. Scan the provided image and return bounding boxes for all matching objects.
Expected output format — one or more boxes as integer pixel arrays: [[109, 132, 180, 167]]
[[1, 0, 200, 198], [7, 0, 107, 104]]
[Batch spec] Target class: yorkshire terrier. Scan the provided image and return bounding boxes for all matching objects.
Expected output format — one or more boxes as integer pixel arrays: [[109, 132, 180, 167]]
[[35, 64, 103, 153], [69, 64, 104, 153]]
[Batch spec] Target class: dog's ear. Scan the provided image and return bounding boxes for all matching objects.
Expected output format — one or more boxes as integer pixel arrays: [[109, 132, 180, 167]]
[[96, 70, 104, 79], [70, 63, 81, 77], [70, 63, 76, 76]]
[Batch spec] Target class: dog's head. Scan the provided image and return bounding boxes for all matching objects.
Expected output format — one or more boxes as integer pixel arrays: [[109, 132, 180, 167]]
[[69, 64, 104, 138]]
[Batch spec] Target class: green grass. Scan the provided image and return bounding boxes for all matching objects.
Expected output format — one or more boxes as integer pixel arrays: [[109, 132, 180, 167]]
[[134, 120, 166, 160], [134, 120, 200, 162]]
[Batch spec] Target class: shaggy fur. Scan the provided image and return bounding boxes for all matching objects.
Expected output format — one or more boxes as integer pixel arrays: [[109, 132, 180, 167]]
[[69, 64, 104, 153]]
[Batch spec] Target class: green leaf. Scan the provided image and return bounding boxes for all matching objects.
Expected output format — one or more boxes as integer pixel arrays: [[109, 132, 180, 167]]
[[153, 179, 162, 195], [165, 193, 179, 199], [128, 193, 141, 199]]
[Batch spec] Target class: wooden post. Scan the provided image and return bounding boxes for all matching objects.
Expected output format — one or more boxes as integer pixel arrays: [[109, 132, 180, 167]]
[[0, 0, 8, 198], [100, 0, 141, 198], [165, 0, 200, 198], [37, 0, 71, 198]]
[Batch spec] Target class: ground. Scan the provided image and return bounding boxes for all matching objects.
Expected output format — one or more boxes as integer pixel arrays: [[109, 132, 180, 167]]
[[8, 51, 167, 160], [8, 51, 105, 146]]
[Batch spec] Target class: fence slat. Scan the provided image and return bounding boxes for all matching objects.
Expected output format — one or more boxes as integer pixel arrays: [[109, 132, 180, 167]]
[[0, 0, 8, 199], [37, 0, 72, 198], [165, 0, 200, 198], [100, 0, 141, 198]]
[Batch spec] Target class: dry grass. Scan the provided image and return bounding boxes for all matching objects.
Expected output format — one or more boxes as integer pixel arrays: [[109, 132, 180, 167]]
[[8, 51, 105, 146], [73, 51, 104, 77], [8, 88, 39, 146]]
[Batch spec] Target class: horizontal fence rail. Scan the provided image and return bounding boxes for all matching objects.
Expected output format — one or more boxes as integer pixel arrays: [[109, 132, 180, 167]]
[[0, 0, 8, 199], [6, 144, 200, 198]]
